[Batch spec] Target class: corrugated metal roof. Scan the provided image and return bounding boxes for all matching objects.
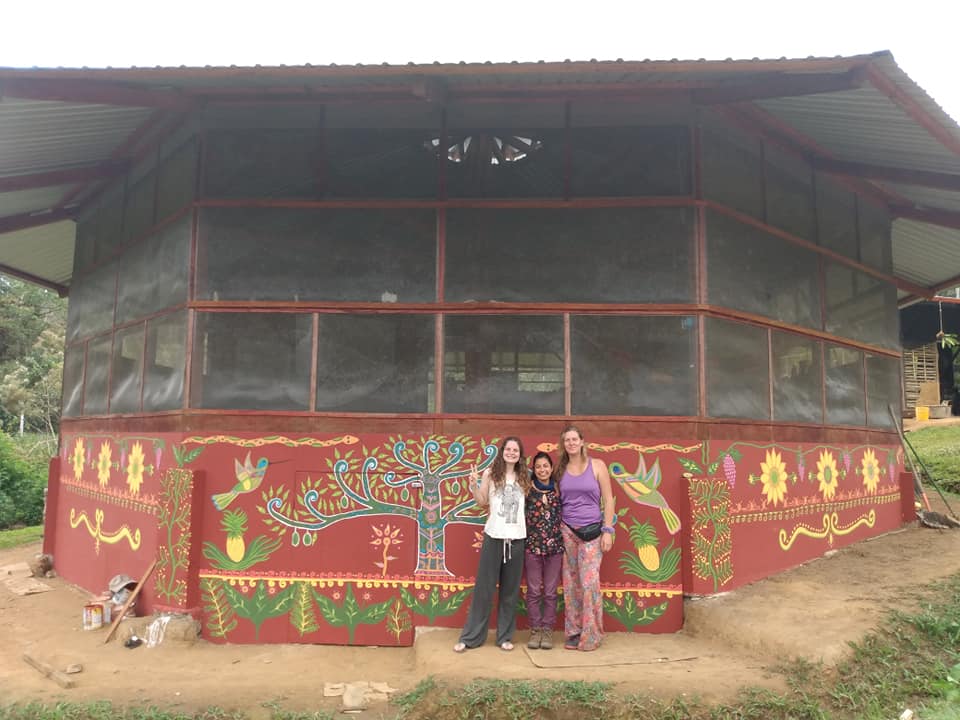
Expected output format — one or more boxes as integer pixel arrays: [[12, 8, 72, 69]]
[[1, 51, 959, 302]]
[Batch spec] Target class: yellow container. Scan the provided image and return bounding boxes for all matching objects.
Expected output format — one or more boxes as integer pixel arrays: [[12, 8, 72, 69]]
[[916, 406, 930, 421]]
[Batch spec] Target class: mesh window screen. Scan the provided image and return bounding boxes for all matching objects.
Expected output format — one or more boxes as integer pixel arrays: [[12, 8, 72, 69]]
[[772, 331, 822, 423], [446, 208, 693, 303], [858, 201, 892, 274], [192, 313, 312, 411], [61, 344, 85, 418], [825, 263, 899, 349], [325, 129, 439, 198], [701, 129, 764, 220], [316, 314, 434, 412], [570, 126, 691, 197], [110, 324, 145, 414], [826, 344, 865, 426], [571, 315, 698, 415], [197, 208, 436, 303], [66, 262, 116, 342], [123, 173, 157, 244], [765, 145, 815, 242], [816, 174, 858, 260], [443, 315, 563, 414], [204, 129, 320, 198], [707, 211, 820, 329], [143, 312, 186, 412], [156, 138, 197, 220], [866, 354, 901, 428], [706, 317, 770, 419], [116, 216, 190, 324], [83, 335, 112, 415]]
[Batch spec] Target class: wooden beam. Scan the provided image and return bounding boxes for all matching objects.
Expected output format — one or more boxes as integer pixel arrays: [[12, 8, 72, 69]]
[[864, 63, 960, 159], [0, 161, 128, 193], [813, 157, 960, 192], [892, 205, 960, 231], [0, 263, 68, 296], [693, 68, 867, 105], [0, 78, 192, 110], [0, 207, 76, 234]]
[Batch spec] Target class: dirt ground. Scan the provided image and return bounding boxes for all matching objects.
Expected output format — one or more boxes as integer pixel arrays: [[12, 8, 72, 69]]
[[2, 496, 960, 717]]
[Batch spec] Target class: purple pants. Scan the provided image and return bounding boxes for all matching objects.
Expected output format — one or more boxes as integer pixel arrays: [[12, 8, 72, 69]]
[[524, 550, 563, 630]]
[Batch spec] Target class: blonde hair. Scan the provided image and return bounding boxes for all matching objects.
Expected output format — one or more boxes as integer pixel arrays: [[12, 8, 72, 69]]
[[553, 424, 587, 487]]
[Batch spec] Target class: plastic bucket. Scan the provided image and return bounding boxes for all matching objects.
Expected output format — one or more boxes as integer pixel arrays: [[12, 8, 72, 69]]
[[82, 603, 103, 630], [916, 406, 930, 421]]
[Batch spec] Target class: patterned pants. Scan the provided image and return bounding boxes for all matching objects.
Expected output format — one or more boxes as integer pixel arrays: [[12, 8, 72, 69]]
[[560, 524, 604, 651]]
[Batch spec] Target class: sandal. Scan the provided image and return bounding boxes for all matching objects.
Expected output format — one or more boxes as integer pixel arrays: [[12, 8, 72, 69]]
[[453, 642, 468, 653], [563, 634, 581, 650], [499, 641, 514, 651]]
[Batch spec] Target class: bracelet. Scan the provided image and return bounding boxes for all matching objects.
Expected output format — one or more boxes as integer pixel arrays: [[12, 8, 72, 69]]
[[601, 526, 615, 534]]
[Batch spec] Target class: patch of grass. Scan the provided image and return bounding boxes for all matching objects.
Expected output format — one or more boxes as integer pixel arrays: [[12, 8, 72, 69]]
[[393, 676, 437, 717], [907, 424, 960, 494], [0, 525, 42, 550], [259, 700, 334, 720], [0, 704, 244, 720]]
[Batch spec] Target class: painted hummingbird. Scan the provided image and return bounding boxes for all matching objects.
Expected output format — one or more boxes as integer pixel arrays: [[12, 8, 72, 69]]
[[212, 452, 270, 511], [609, 456, 682, 535]]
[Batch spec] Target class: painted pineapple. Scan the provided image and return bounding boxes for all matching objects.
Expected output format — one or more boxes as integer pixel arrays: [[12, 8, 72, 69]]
[[629, 521, 660, 572], [222, 510, 248, 563]]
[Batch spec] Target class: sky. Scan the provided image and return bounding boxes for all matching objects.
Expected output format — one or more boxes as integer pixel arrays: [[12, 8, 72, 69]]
[[2, 1, 959, 123]]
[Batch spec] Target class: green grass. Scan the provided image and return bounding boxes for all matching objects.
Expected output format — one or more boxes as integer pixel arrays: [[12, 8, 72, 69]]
[[0, 525, 42, 550], [907, 424, 960, 494]]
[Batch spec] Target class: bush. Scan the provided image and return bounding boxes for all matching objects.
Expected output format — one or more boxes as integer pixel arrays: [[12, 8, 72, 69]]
[[0, 432, 47, 529]]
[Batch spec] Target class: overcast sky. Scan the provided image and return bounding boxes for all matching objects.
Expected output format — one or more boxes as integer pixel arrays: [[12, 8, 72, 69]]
[[3, 1, 958, 123]]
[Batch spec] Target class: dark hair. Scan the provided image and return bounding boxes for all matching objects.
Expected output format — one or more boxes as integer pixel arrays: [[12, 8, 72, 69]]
[[529, 451, 554, 481], [489, 436, 531, 495], [553, 425, 586, 486]]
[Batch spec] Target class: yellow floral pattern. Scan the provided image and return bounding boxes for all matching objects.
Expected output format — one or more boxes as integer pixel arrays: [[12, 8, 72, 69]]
[[760, 449, 788, 506], [816, 450, 839, 500], [71, 438, 85, 482], [126, 442, 146, 495], [96, 442, 112, 487], [861, 448, 880, 493]]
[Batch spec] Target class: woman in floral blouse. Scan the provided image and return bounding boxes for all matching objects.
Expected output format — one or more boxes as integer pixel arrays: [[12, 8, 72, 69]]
[[524, 451, 564, 650]]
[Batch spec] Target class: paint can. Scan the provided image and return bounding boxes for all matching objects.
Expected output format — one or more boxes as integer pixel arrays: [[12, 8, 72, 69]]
[[82, 603, 103, 630]]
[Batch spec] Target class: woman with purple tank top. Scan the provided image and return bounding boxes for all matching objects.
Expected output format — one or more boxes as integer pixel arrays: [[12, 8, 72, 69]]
[[556, 425, 615, 651]]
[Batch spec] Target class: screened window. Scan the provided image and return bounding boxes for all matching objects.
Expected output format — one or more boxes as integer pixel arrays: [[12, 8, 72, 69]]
[[123, 172, 156, 244], [816, 174, 858, 259], [569, 126, 691, 197], [858, 200, 892, 274], [116, 216, 190, 324], [197, 208, 436, 303], [445, 102, 566, 198], [204, 129, 321, 198], [706, 317, 769, 419], [765, 144, 815, 242], [61, 345, 85, 418], [707, 211, 820, 328], [772, 331, 822, 423], [110, 324, 145, 414], [83, 335, 112, 416], [866, 354, 901, 428], [143, 312, 186, 412], [443, 315, 563, 414], [316, 314, 434, 412], [446, 208, 693, 303], [701, 129, 764, 219], [156, 138, 197, 220], [66, 262, 116, 342], [825, 263, 899, 349], [572, 315, 698, 415], [192, 313, 313, 411], [826, 344, 865, 426]]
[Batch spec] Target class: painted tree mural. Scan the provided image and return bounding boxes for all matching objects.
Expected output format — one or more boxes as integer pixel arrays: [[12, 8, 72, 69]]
[[263, 435, 497, 577]]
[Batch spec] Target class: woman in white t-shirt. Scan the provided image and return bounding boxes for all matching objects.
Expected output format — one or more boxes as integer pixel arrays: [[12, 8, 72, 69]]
[[453, 436, 531, 652]]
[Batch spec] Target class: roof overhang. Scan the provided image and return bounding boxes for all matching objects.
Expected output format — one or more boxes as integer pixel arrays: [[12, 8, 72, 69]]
[[2, 51, 959, 303]]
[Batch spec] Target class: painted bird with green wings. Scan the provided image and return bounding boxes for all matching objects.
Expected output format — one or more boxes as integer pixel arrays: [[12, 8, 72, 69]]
[[212, 452, 270, 511], [609, 455, 681, 535]]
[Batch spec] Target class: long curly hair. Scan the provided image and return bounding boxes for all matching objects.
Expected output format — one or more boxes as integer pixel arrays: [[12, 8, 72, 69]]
[[553, 424, 587, 488], [489, 436, 531, 495]]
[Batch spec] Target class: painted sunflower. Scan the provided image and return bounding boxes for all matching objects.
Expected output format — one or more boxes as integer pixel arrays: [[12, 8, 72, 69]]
[[760, 449, 788, 506], [816, 450, 839, 500], [96, 441, 112, 487], [71, 438, 85, 482], [126, 441, 145, 495], [861, 448, 880, 494]]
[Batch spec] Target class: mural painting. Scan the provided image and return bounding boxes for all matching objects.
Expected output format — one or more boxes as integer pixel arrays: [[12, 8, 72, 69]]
[[49, 431, 902, 645]]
